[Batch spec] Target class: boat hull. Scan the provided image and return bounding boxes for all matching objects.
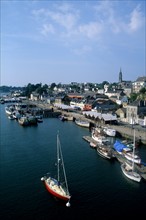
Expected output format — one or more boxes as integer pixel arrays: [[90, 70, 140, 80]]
[[42, 177, 71, 202], [103, 127, 116, 137], [114, 140, 141, 164], [96, 146, 113, 159], [75, 120, 90, 128], [124, 154, 141, 164], [41, 133, 71, 206], [92, 133, 108, 144], [121, 163, 141, 182]]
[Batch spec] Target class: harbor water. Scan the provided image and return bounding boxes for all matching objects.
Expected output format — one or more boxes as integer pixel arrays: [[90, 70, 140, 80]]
[[0, 104, 146, 219]]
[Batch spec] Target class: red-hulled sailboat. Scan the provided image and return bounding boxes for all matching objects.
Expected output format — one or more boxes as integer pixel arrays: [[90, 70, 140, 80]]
[[41, 132, 71, 207]]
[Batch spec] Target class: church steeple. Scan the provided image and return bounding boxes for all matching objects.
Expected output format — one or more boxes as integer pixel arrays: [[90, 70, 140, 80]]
[[119, 68, 122, 83]]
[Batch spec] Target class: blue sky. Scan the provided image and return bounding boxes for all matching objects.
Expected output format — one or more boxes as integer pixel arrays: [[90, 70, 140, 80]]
[[1, 0, 146, 86]]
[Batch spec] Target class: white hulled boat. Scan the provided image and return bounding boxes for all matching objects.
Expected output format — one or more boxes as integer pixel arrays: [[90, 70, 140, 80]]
[[120, 130, 141, 182], [103, 127, 116, 137], [75, 119, 90, 128]]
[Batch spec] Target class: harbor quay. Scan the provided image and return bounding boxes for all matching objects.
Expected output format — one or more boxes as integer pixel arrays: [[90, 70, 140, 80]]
[[24, 101, 146, 145], [61, 110, 146, 145], [108, 124, 146, 145]]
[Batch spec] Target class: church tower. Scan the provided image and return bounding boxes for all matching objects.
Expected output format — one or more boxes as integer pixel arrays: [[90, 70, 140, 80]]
[[119, 68, 122, 83]]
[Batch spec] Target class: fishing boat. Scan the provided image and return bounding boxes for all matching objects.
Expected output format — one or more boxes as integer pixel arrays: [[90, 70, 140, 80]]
[[91, 127, 109, 145], [113, 139, 141, 164], [120, 130, 141, 182], [96, 142, 114, 159], [75, 119, 90, 128], [41, 132, 71, 207]]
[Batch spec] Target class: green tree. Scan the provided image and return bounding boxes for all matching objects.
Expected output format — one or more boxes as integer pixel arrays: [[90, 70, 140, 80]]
[[130, 93, 137, 102], [50, 83, 56, 90], [137, 87, 146, 100]]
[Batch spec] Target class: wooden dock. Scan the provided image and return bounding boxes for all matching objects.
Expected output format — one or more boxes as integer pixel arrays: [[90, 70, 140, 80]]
[[83, 135, 94, 143], [83, 135, 98, 147]]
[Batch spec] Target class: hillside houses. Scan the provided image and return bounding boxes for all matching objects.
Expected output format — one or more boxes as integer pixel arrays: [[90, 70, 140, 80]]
[[1, 71, 146, 127], [132, 76, 146, 93], [127, 100, 146, 125]]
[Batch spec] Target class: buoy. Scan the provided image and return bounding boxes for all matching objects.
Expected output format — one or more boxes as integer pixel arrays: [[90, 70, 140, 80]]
[[66, 201, 71, 207], [41, 177, 44, 181]]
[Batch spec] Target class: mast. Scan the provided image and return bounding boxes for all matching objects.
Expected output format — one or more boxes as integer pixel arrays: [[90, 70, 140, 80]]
[[58, 134, 70, 195], [132, 129, 135, 171], [57, 133, 60, 182]]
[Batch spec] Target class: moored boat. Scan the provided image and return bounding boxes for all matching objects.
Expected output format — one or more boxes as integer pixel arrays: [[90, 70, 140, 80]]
[[18, 116, 29, 126], [5, 106, 14, 115], [75, 119, 90, 128], [102, 127, 116, 137], [91, 127, 109, 145], [113, 140, 141, 164], [121, 162, 141, 182], [96, 144, 113, 159], [120, 129, 142, 182]]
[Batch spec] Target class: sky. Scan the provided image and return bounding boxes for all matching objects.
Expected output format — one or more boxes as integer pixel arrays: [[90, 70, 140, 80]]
[[1, 0, 146, 87]]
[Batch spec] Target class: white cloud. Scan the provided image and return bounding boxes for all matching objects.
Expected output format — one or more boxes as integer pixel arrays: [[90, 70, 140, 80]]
[[78, 21, 103, 39], [128, 5, 143, 32], [48, 11, 78, 30], [41, 23, 55, 36], [94, 1, 144, 34], [31, 1, 145, 49]]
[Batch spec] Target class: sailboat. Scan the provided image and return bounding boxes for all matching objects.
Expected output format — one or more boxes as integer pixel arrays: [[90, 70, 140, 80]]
[[120, 129, 141, 182], [41, 132, 71, 207]]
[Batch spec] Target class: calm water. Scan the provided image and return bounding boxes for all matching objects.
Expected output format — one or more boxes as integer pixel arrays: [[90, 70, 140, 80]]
[[0, 104, 146, 219]]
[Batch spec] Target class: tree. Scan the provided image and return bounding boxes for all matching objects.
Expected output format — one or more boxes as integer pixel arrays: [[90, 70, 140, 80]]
[[137, 87, 146, 101], [130, 93, 137, 102], [50, 83, 56, 90], [139, 87, 146, 94]]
